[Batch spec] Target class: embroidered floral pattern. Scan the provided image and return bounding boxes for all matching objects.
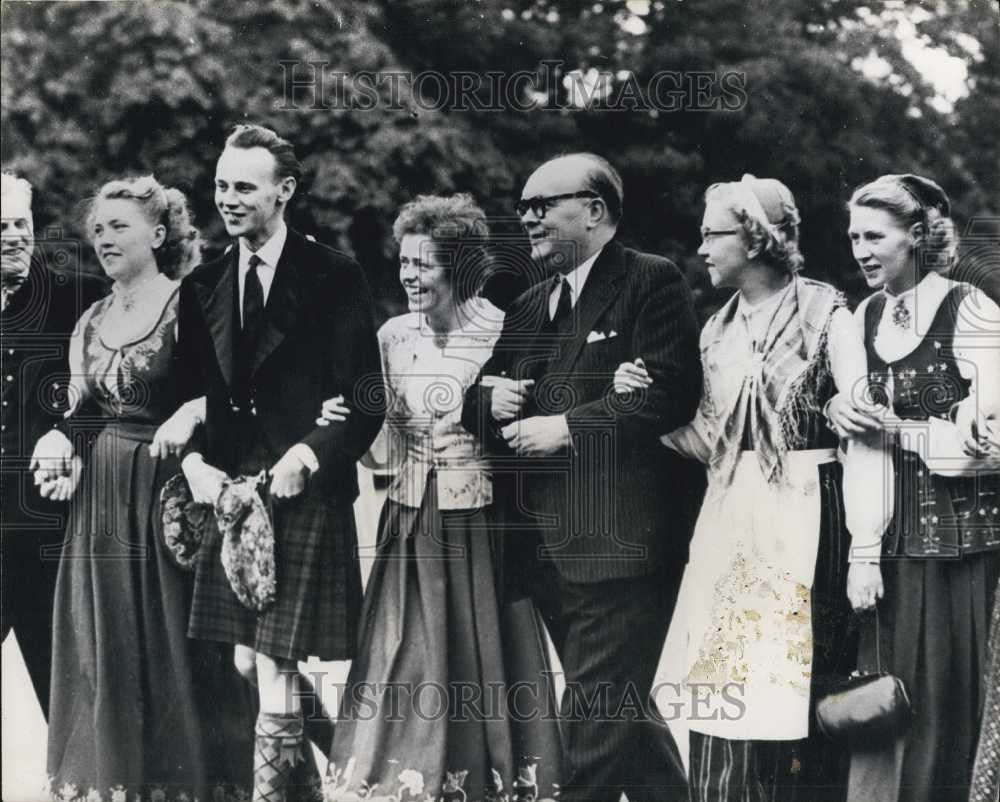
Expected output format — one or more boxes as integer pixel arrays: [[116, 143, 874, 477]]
[[378, 311, 501, 510], [323, 762, 556, 802]]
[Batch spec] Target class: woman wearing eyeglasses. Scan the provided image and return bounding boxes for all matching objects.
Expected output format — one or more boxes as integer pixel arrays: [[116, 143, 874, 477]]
[[823, 174, 1000, 802], [615, 175, 890, 801]]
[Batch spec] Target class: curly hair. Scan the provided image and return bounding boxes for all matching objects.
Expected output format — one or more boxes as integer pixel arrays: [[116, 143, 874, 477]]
[[392, 193, 489, 302], [705, 182, 805, 275], [85, 175, 201, 279], [848, 174, 957, 274]]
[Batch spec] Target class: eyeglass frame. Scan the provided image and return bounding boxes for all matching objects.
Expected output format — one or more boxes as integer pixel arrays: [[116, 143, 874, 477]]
[[514, 191, 600, 220], [699, 227, 741, 241]]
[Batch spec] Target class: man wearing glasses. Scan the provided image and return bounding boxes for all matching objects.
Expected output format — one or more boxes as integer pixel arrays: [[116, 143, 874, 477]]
[[462, 153, 704, 801]]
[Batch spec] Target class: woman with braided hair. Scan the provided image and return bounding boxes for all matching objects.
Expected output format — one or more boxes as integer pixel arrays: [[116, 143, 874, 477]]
[[616, 175, 890, 800], [39, 176, 253, 799], [826, 173, 1000, 802]]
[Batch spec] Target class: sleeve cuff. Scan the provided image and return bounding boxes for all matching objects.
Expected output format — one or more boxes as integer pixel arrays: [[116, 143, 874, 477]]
[[181, 452, 204, 473], [290, 443, 320, 475]]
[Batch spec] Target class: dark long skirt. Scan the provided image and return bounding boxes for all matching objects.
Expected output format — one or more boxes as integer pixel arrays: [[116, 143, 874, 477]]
[[970, 576, 1000, 802], [328, 477, 563, 800], [847, 551, 1000, 802], [48, 423, 254, 799]]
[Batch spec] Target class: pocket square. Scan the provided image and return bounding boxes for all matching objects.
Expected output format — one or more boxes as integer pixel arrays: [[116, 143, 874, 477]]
[[586, 329, 617, 344]]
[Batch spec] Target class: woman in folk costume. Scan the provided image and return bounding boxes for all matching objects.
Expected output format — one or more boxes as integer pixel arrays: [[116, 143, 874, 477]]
[[825, 174, 1000, 802], [38, 176, 253, 800], [616, 175, 890, 801], [319, 194, 562, 801]]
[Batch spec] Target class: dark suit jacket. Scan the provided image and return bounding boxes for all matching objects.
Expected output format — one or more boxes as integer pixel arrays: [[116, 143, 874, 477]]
[[462, 240, 706, 582], [2, 261, 106, 522], [176, 228, 384, 505]]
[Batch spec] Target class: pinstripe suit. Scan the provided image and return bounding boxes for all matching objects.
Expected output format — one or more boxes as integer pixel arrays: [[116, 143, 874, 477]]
[[463, 240, 705, 800]]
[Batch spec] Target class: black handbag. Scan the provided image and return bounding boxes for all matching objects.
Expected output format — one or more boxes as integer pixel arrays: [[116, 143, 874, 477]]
[[815, 607, 912, 746]]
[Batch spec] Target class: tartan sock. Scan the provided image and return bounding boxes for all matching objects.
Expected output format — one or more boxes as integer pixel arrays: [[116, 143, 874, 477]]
[[253, 711, 305, 802]]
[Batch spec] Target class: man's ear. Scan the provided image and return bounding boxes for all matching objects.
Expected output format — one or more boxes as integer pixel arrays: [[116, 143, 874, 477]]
[[908, 221, 925, 247], [276, 176, 297, 207], [586, 197, 608, 229]]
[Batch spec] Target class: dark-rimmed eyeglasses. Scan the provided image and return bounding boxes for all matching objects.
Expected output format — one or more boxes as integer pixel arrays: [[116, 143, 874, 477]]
[[700, 228, 740, 240], [515, 191, 599, 220]]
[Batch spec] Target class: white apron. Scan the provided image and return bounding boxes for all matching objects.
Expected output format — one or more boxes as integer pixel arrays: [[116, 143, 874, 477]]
[[674, 448, 835, 740]]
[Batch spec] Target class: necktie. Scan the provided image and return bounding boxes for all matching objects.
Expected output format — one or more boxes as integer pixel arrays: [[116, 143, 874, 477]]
[[237, 254, 265, 402], [243, 254, 265, 337], [550, 276, 572, 327]]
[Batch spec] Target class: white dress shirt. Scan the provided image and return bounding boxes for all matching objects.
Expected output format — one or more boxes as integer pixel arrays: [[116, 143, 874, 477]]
[[237, 222, 287, 324], [548, 247, 601, 320]]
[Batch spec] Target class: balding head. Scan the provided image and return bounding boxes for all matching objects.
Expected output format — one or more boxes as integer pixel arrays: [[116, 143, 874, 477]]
[[518, 153, 622, 272], [1, 172, 35, 289]]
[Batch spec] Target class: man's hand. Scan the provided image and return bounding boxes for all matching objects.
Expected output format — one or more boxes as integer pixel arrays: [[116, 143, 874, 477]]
[[501, 415, 570, 456], [150, 402, 202, 459], [38, 455, 83, 502], [846, 562, 884, 612], [182, 455, 229, 506], [483, 376, 534, 422], [269, 450, 310, 500], [30, 429, 74, 484]]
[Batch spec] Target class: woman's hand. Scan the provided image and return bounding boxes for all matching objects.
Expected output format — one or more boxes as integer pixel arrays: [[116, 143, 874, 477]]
[[317, 394, 352, 426], [847, 562, 884, 612], [824, 392, 884, 438], [613, 358, 652, 395], [150, 401, 202, 459], [30, 429, 75, 484]]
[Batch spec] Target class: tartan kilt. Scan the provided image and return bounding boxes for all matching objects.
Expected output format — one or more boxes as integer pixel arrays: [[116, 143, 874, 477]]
[[188, 487, 363, 661]]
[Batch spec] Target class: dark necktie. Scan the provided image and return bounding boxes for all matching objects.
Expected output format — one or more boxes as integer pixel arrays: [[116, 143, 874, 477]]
[[549, 275, 572, 329], [243, 254, 265, 339], [237, 254, 265, 401]]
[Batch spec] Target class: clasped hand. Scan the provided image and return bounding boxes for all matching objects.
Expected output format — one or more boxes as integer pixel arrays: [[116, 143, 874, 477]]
[[30, 429, 81, 501]]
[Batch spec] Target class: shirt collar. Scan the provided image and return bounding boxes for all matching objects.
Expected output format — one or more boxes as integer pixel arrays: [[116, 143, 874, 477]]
[[558, 247, 602, 305], [239, 221, 287, 273]]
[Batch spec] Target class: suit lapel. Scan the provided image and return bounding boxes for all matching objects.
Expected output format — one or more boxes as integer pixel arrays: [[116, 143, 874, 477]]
[[251, 230, 302, 377], [198, 249, 238, 389], [547, 241, 626, 377]]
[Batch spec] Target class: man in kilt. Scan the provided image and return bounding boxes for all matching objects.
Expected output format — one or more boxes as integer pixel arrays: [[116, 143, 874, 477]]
[[176, 124, 384, 801]]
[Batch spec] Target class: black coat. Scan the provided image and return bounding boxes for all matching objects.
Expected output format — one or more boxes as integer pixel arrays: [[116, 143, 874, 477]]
[[2, 261, 106, 486], [176, 228, 384, 504], [462, 240, 706, 582]]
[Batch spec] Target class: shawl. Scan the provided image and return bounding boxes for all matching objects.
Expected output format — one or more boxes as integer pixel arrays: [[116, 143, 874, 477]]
[[704, 277, 846, 487]]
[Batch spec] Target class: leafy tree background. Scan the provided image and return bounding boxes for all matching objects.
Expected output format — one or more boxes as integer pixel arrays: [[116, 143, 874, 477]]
[[2, 0, 997, 322]]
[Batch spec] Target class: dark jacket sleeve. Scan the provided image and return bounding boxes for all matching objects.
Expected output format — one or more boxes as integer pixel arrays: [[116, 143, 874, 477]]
[[564, 257, 702, 441], [299, 257, 385, 469], [174, 273, 209, 459], [461, 296, 525, 456]]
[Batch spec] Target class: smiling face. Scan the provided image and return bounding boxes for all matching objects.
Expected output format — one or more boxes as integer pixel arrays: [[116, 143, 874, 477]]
[[697, 198, 747, 289], [214, 146, 294, 249], [518, 159, 597, 273], [399, 233, 455, 318], [90, 198, 165, 282], [847, 205, 916, 293], [1, 185, 35, 282]]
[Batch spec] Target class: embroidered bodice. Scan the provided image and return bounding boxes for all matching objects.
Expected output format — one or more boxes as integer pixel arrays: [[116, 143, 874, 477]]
[[379, 304, 503, 509], [70, 280, 182, 424]]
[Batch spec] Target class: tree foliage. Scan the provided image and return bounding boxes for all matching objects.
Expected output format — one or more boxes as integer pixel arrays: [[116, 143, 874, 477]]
[[2, 0, 996, 318]]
